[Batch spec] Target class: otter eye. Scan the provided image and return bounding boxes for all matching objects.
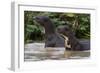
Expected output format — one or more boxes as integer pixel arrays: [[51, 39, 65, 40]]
[[65, 28, 68, 30], [65, 27, 69, 31]]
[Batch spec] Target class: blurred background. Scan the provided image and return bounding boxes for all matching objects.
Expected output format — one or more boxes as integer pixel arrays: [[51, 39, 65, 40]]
[[24, 11, 90, 44]]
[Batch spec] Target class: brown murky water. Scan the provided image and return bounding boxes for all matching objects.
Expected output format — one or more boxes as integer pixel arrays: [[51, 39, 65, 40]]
[[24, 43, 90, 61]]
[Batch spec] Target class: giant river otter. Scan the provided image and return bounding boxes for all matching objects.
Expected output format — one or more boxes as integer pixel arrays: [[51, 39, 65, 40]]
[[57, 25, 90, 51], [34, 16, 70, 49]]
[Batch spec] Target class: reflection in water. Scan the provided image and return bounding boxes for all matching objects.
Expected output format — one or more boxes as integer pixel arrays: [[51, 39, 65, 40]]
[[24, 43, 90, 61]]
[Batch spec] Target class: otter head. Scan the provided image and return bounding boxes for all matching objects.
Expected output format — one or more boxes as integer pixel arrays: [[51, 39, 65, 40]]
[[34, 16, 51, 26], [57, 25, 71, 36]]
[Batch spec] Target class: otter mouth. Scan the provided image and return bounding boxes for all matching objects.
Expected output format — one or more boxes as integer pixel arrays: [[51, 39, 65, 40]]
[[57, 28, 64, 34], [33, 17, 40, 22], [33, 16, 44, 26]]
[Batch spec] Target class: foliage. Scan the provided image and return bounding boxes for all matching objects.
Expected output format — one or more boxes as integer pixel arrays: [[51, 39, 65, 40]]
[[24, 11, 90, 43]]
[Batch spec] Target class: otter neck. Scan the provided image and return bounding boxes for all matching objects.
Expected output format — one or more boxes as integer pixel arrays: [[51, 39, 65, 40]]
[[44, 22, 55, 36], [65, 31, 76, 41]]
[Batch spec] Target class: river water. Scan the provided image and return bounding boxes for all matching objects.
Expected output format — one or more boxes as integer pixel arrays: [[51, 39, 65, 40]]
[[24, 43, 90, 61]]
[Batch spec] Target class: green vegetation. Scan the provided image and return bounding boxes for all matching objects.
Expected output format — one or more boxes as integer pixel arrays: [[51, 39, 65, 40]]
[[24, 11, 90, 43]]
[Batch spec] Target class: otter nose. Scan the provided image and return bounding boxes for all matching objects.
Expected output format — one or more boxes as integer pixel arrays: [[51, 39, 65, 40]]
[[33, 17, 39, 20], [34, 16, 40, 20], [33, 17, 36, 20]]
